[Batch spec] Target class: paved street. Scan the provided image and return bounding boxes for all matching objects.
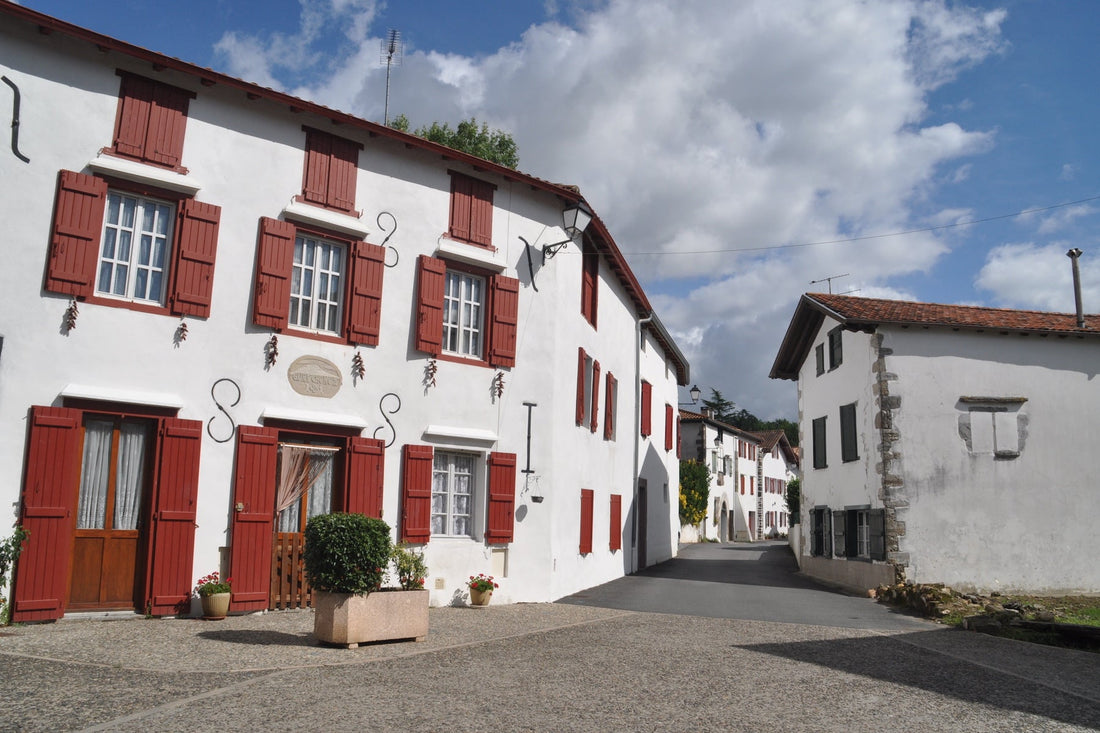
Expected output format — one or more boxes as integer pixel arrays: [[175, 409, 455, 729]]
[[0, 542, 1097, 732]]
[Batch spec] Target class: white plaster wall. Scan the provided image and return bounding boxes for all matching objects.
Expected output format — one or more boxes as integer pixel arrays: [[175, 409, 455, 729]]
[[637, 328, 682, 566], [798, 318, 881, 517], [759, 449, 790, 536], [884, 327, 1100, 593], [0, 21, 686, 609]]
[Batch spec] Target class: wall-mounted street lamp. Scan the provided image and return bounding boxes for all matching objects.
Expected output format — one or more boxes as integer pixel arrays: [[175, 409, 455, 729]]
[[541, 200, 594, 262], [679, 384, 702, 407]]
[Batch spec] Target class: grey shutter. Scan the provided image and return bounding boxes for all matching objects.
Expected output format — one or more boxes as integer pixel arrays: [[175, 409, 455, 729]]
[[869, 509, 886, 560], [832, 510, 846, 558]]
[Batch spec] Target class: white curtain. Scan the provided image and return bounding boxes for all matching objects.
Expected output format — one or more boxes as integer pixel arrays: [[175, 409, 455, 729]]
[[113, 422, 148, 531], [77, 419, 113, 530], [275, 445, 336, 532]]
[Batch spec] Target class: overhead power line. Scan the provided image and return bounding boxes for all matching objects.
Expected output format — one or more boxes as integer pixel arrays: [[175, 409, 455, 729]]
[[625, 193, 1100, 256]]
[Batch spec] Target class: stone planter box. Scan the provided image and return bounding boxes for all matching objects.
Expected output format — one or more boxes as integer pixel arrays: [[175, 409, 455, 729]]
[[313, 589, 429, 648]]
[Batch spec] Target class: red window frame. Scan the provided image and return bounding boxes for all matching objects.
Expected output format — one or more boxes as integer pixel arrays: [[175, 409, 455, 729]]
[[640, 381, 652, 437], [297, 126, 362, 214], [45, 169, 221, 318], [581, 239, 598, 328], [252, 217, 385, 346], [579, 488, 594, 555], [664, 403, 674, 452], [448, 171, 496, 248], [413, 255, 518, 368], [109, 71, 195, 172], [609, 494, 622, 551], [604, 372, 617, 440]]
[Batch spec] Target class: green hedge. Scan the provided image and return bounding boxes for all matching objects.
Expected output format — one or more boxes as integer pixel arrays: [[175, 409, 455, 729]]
[[303, 513, 392, 594]]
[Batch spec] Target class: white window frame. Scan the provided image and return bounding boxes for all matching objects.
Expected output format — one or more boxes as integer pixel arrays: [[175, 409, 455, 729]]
[[97, 190, 175, 304], [431, 450, 478, 537], [289, 234, 346, 334], [442, 269, 485, 358], [856, 510, 870, 558]]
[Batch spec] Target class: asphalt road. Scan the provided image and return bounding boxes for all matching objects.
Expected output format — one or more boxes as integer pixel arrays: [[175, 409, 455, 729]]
[[1, 541, 1097, 731], [561, 540, 933, 632]]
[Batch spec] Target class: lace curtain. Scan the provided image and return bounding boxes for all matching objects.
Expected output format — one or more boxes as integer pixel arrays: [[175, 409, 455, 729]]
[[275, 444, 337, 532], [76, 419, 148, 531]]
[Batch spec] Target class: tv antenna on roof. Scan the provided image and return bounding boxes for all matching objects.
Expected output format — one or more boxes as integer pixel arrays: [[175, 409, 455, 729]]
[[809, 273, 849, 294], [380, 29, 403, 126]]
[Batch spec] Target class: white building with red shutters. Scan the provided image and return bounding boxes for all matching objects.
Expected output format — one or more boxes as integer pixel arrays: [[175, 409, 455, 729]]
[[749, 429, 799, 539], [0, 2, 688, 622]]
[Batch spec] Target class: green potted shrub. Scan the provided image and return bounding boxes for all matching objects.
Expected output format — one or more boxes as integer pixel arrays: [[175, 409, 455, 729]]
[[304, 513, 428, 647]]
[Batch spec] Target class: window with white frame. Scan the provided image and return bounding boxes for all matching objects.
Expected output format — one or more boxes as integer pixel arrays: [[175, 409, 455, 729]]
[[432, 451, 475, 536], [97, 191, 174, 304], [443, 270, 485, 358], [856, 510, 870, 557], [290, 234, 345, 334]]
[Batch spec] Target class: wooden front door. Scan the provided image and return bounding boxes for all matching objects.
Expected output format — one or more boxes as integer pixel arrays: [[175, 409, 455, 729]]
[[68, 416, 154, 611]]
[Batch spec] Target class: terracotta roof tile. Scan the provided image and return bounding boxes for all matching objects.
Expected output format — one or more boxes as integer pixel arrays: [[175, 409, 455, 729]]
[[810, 293, 1097, 333]]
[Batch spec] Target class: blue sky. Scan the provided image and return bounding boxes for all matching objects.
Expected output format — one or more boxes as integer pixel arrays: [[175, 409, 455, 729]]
[[18, 0, 1100, 420]]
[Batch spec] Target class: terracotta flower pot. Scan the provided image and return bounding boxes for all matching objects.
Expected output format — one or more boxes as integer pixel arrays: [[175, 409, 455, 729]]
[[200, 592, 231, 620], [469, 588, 492, 606]]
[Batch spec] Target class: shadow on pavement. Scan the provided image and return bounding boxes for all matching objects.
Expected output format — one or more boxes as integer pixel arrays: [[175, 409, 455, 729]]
[[198, 629, 316, 647], [737, 630, 1100, 729]]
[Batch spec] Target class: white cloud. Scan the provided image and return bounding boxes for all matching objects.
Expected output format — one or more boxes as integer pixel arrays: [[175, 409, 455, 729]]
[[211, 0, 1006, 418], [976, 242, 1100, 312], [1060, 163, 1077, 181]]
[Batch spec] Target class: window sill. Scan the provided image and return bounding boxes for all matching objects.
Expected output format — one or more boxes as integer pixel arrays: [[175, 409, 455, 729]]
[[283, 326, 347, 346], [436, 238, 506, 272], [89, 154, 201, 195], [283, 200, 370, 239], [261, 407, 369, 430]]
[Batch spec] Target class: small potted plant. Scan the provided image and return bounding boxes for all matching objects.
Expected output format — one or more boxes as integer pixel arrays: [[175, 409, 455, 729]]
[[304, 513, 429, 647], [194, 571, 232, 620], [468, 573, 499, 606]]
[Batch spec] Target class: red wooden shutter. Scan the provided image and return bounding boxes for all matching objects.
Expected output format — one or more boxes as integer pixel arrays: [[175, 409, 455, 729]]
[[676, 415, 682, 458], [326, 135, 360, 212], [665, 404, 674, 451], [169, 199, 221, 318], [489, 274, 519, 367], [11, 406, 81, 623], [300, 130, 332, 206], [401, 444, 433, 543], [581, 241, 598, 327], [228, 425, 278, 612], [347, 241, 386, 346], [415, 255, 446, 355], [575, 347, 587, 426], [449, 174, 473, 242], [579, 488, 594, 555], [590, 360, 601, 434], [253, 217, 294, 330], [145, 81, 191, 169], [609, 494, 622, 552], [640, 381, 652, 437], [345, 437, 385, 518], [46, 170, 107, 297], [604, 372, 616, 439], [485, 452, 517, 545], [147, 419, 202, 616], [112, 74, 153, 159], [469, 177, 494, 247]]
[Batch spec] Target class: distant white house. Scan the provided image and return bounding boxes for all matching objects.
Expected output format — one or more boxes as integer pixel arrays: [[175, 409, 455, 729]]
[[770, 292, 1100, 594], [678, 410, 764, 543], [748, 430, 799, 539], [0, 3, 688, 622]]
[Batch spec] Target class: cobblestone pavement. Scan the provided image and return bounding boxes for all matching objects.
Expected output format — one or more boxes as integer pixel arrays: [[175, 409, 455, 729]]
[[1, 600, 1098, 732]]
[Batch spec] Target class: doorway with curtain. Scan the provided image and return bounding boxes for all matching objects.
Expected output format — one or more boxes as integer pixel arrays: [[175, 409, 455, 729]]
[[69, 415, 155, 611], [270, 438, 342, 609]]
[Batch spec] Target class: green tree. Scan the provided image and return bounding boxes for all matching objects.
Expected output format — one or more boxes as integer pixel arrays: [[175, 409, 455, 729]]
[[679, 460, 710, 526], [785, 477, 801, 525], [388, 115, 519, 169], [701, 388, 737, 423]]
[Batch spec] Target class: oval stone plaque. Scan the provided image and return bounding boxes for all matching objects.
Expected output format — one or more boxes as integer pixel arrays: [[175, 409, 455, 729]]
[[287, 355, 343, 398]]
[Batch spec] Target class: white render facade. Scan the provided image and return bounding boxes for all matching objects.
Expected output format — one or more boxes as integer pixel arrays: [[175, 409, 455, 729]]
[[751, 430, 799, 539], [771, 293, 1100, 595], [0, 4, 688, 621], [678, 411, 765, 543]]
